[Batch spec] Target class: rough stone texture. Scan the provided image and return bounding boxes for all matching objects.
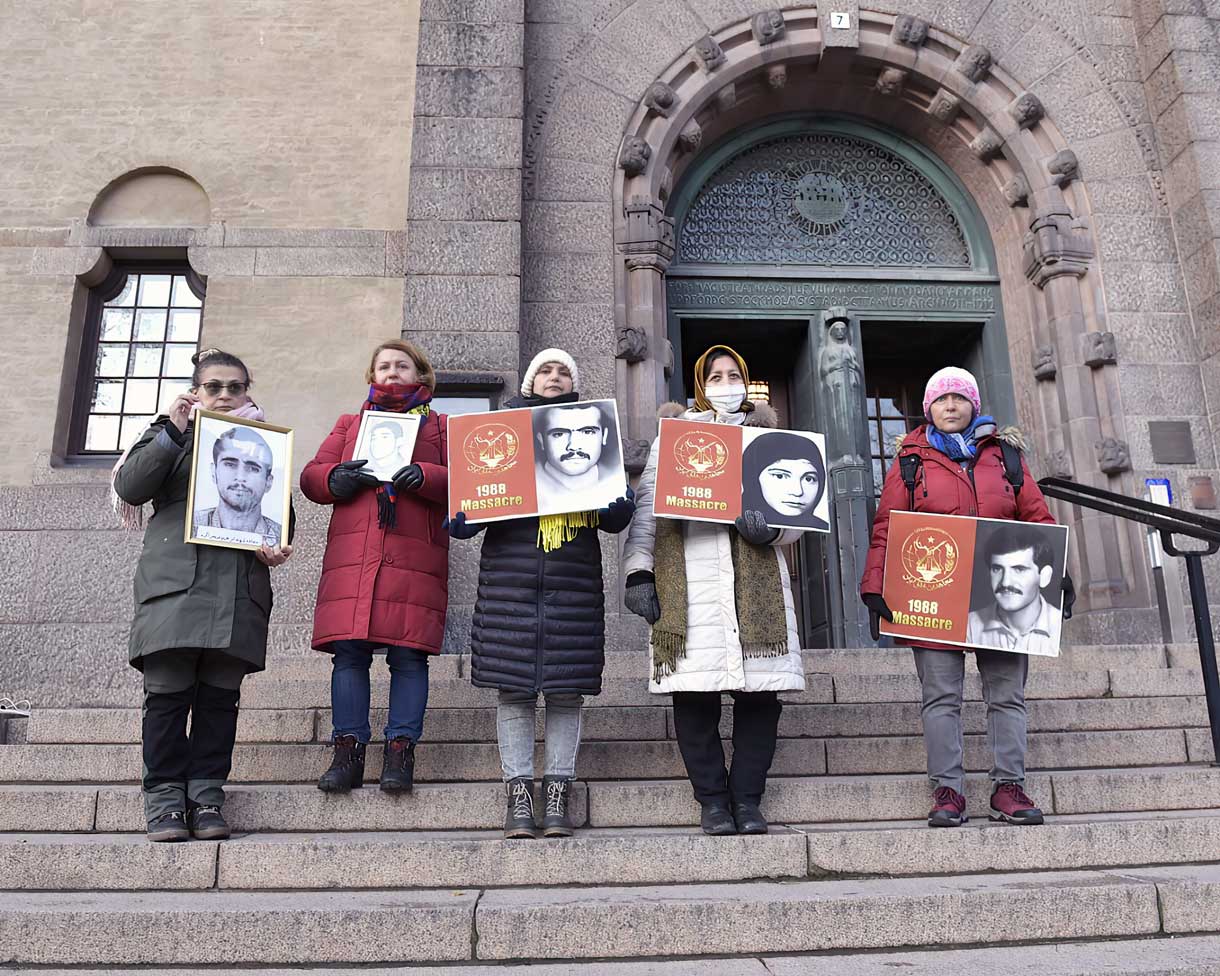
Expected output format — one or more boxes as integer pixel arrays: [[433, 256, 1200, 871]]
[[0, 890, 477, 965], [0, 786, 97, 831], [0, 834, 218, 890], [474, 871, 1160, 958], [1052, 765, 1220, 814]]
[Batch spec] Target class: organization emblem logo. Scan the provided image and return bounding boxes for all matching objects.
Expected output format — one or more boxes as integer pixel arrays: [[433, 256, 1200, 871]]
[[463, 424, 519, 473], [900, 527, 959, 591], [672, 430, 730, 481]]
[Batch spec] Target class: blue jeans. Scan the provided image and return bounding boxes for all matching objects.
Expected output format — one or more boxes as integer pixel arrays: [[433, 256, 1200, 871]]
[[329, 640, 429, 743]]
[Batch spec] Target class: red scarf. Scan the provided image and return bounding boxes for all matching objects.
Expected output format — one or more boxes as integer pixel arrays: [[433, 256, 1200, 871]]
[[363, 383, 433, 529]]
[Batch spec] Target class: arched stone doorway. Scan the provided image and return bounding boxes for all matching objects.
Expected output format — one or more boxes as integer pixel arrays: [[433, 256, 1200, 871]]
[[666, 114, 1008, 646]]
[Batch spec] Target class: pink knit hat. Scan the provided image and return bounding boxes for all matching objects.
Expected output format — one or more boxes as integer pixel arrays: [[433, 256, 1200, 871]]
[[923, 367, 981, 420]]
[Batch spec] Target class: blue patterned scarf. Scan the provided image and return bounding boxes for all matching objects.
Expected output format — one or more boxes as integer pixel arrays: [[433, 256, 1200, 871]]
[[927, 414, 997, 462]]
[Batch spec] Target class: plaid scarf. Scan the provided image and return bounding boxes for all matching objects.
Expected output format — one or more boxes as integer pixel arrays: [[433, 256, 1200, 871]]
[[364, 383, 432, 529]]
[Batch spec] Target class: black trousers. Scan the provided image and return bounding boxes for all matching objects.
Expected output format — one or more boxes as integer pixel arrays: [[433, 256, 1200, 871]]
[[671, 690, 782, 806]]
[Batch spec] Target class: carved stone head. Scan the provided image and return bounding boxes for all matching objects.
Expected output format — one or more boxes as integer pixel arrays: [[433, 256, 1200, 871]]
[[971, 128, 1004, 160], [1010, 93, 1045, 129], [615, 324, 648, 363], [892, 15, 928, 46], [751, 10, 786, 45], [1033, 344, 1057, 380], [1082, 331, 1117, 367], [618, 137, 651, 178], [955, 44, 993, 83], [693, 34, 726, 72], [623, 438, 652, 476], [876, 68, 907, 96], [678, 119, 703, 154], [1047, 449, 1073, 480], [664, 338, 675, 380], [767, 64, 788, 89], [1049, 149, 1080, 187], [644, 82, 678, 118], [1003, 174, 1031, 208], [1097, 437, 1131, 475]]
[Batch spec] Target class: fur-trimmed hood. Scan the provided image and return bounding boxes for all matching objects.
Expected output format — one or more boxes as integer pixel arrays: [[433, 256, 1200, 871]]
[[658, 400, 779, 428]]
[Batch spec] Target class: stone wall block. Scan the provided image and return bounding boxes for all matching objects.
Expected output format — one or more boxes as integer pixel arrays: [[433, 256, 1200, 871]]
[[404, 220, 520, 276], [412, 118, 522, 169], [523, 252, 611, 304], [421, 0, 523, 23], [405, 276, 521, 332], [410, 330, 519, 371], [186, 246, 257, 277], [524, 202, 613, 254], [416, 22, 523, 67], [224, 229, 388, 248], [408, 168, 522, 222], [523, 302, 614, 355], [413, 66, 524, 119], [254, 247, 386, 277]]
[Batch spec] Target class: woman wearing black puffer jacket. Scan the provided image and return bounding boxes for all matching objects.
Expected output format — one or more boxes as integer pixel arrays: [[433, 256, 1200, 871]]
[[447, 348, 635, 839]]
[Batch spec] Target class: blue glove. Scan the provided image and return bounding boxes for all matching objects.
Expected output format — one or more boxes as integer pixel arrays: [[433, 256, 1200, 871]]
[[443, 511, 484, 540], [598, 486, 636, 534]]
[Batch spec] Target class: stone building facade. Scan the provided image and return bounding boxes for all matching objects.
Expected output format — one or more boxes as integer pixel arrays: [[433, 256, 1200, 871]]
[[3, 0, 1220, 704]]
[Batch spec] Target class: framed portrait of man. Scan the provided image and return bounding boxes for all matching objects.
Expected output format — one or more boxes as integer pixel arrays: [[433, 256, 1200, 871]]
[[185, 409, 294, 551], [351, 412, 422, 483], [531, 399, 624, 516]]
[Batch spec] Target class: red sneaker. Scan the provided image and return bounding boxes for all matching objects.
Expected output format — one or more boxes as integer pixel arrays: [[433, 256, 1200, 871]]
[[990, 783, 1045, 825], [928, 786, 967, 827]]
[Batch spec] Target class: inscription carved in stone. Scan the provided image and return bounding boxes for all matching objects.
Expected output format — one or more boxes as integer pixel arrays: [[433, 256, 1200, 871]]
[[928, 90, 961, 123], [1097, 438, 1131, 475], [970, 128, 1004, 160], [644, 82, 679, 118], [751, 9, 787, 45], [955, 45, 993, 82], [876, 68, 907, 96], [1003, 174, 1030, 207], [619, 137, 651, 177], [892, 15, 928, 46], [666, 279, 997, 313], [1009, 93, 1045, 129], [616, 324, 648, 362], [693, 34, 726, 72], [1082, 331, 1117, 367], [1048, 150, 1079, 187], [1033, 344, 1057, 380]]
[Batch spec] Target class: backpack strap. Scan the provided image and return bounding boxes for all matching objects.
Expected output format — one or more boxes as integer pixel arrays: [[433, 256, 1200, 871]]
[[999, 440, 1024, 497], [898, 453, 922, 511]]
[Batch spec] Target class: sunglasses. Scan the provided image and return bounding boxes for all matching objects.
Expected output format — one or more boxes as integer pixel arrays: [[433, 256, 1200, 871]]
[[198, 381, 249, 396]]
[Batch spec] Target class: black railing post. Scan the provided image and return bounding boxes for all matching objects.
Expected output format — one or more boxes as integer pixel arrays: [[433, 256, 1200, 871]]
[[1182, 552, 1220, 767]]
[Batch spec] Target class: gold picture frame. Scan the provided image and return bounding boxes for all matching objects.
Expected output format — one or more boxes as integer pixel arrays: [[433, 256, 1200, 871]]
[[184, 408, 294, 552]]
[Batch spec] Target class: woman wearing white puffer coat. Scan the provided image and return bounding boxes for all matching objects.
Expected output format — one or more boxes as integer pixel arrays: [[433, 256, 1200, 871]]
[[622, 345, 806, 837]]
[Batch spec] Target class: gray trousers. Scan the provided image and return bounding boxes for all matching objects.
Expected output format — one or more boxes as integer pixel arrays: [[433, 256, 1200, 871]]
[[912, 646, 1029, 795], [142, 649, 247, 823], [496, 690, 583, 781]]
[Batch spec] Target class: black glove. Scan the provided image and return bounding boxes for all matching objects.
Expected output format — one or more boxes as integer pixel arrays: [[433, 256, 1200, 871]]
[[598, 486, 636, 534], [624, 570, 661, 624], [861, 592, 894, 641], [443, 511, 484, 540], [735, 510, 780, 546], [1061, 573, 1076, 621], [391, 463, 425, 493], [328, 459, 379, 501]]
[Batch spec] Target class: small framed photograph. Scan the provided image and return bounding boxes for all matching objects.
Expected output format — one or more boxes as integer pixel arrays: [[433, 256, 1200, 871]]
[[352, 412, 423, 483], [185, 409, 294, 551]]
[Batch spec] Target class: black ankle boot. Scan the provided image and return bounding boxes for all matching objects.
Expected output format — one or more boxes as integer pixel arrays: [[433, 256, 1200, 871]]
[[732, 800, 768, 834], [318, 734, 366, 793], [380, 736, 415, 793], [700, 801, 737, 836], [504, 777, 538, 839], [541, 776, 574, 837]]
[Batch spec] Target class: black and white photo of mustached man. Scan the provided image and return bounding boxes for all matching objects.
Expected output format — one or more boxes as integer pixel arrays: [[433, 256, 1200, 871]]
[[532, 400, 624, 516], [966, 520, 1068, 656], [193, 425, 283, 548]]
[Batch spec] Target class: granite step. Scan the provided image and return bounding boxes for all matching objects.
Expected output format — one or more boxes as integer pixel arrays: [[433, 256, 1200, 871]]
[[6, 811, 1220, 892], [23, 695, 1212, 745]]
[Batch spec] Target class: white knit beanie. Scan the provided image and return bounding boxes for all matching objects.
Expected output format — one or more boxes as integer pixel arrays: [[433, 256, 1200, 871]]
[[520, 348, 580, 396]]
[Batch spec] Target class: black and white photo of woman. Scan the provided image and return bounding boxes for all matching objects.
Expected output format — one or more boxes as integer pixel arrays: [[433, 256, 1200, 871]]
[[741, 430, 829, 532]]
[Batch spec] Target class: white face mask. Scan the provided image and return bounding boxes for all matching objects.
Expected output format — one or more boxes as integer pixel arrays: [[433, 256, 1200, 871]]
[[706, 384, 746, 414]]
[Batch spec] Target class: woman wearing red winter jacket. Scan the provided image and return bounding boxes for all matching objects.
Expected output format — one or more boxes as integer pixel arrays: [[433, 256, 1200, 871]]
[[860, 367, 1075, 829], [301, 340, 449, 795]]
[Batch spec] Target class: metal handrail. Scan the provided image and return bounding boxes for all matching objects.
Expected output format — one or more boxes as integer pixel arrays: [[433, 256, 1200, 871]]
[[1038, 476, 1220, 767]]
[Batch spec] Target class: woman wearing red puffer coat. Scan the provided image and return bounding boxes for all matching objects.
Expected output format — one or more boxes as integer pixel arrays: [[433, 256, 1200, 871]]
[[860, 367, 1074, 830], [301, 340, 449, 796]]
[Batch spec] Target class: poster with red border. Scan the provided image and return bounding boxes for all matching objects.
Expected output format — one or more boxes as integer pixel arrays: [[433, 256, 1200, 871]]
[[447, 399, 626, 523], [879, 511, 1070, 657], [652, 418, 830, 532]]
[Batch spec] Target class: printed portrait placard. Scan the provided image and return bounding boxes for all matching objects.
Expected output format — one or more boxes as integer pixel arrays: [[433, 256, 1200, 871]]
[[879, 511, 1070, 657], [653, 418, 830, 532], [185, 409, 294, 552], [447, 399, 627, 523], [351, 412, 422, 483]]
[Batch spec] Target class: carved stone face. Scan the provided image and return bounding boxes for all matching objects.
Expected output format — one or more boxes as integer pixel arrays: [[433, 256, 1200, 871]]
[[892, 15, 928, 45], [1098, 438, 1129, 473], [876, 68, 906, 96], [646, 82, 676, 112], [1011, 93, 1044, 128], [752, 10, 786, 44], [829, 321, 849, 342], [619, 137, 651, 177], [694, 34, 725, 70], [1049, 150, 1079, 182], [956, 45, 993, 82]]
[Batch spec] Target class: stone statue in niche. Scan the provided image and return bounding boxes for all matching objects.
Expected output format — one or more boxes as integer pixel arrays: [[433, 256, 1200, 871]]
[[767, 64, 787, 89], [623, 438, 652, 476], [1046, 449, 1073, 480], [955, 44, 993, 83], [1049, 150, 1079, 187], [928, 90, 961, 123], [616, 324, 648, 363], [693, 34, 726, 72], [891, 15, 928, 46], [644, 82, 678, 118], [1003, 174, 1030, 207], [619, 137, 651, 177], [1082, 331, 1117, 367], [876, 68, 907, 96], [1010, 93, 1045, 129], [818, 313, 866, 466], [1097, 438, 1131, 475], [1032, 344, 1057, 380], [751, 9, 786, 45]]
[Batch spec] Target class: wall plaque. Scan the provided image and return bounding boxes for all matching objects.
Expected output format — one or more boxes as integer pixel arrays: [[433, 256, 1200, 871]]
[[1149, 421, 1196, 465]]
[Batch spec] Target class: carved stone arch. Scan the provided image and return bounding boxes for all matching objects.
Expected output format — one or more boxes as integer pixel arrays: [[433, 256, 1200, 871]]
[[608, 7, 1141, 624]]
